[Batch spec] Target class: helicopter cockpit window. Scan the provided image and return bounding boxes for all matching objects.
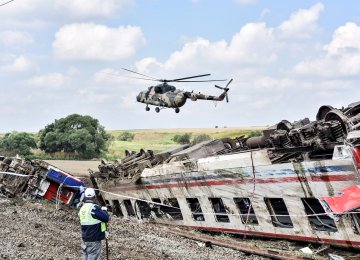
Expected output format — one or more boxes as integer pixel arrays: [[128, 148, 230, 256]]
[[154, 86, 162, 93]]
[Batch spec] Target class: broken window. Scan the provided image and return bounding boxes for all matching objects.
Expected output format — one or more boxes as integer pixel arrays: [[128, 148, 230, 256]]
[[112, 200, 123, 217], [209, 198, 230, 222], [160, 198, 183, 220], [186, 198, 205, 221], [351, 210, 360, 234], [151, 198, 163, 218], [233, 198, 258, 225], [135, 200, 152, 219], [301, 198, 337, 232], [264, 198, 293, 228], [123, 199, 136, 217]]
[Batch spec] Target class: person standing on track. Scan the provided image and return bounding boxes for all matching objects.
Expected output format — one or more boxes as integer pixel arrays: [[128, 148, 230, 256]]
[[79, 188, 110, 260]]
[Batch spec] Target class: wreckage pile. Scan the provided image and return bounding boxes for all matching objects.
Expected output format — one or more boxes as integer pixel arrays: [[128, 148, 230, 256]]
[[0, 157, 47, 197], [92, 101, 360, 180]]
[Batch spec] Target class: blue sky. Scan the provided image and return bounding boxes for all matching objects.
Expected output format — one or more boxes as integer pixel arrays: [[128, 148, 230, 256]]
[[1, 0, 360, 132]]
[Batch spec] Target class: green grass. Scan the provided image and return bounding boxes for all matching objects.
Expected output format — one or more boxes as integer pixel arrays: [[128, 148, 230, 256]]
[[2, 127, 264, 160], [105, 127, 264, 159]]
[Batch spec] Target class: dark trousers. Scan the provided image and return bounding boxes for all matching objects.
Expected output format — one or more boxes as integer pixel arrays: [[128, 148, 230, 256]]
[[81, 241, 102, 260]]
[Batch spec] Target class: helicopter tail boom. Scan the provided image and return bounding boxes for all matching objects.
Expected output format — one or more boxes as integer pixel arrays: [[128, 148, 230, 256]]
[[185, 86, 230, 102]]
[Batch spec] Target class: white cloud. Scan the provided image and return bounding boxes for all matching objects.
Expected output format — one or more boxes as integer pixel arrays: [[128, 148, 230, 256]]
[[1, 0, 135, 29], [253, 77, 296, 90], [26, 73, 66, 88], [79, 90, 109, 103], [324, 22, 360, 55], [0, 31, 33, 47], [1, 56, 33, 72], [278, 3, 324, 39], [54, 0, 134, 19], [94, 68, 127, 85], [141, 22, 277, 73], [0, 0, 53, 29], [53, 23, 146, 61], [135, 57, 162, 74], [294, 22, 360, 77]]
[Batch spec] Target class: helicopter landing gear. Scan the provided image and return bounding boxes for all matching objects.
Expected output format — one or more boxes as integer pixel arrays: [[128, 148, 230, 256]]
[[155, 107, 160, 113], [175, 108, 180, 113], [145, 106, 150, 111]]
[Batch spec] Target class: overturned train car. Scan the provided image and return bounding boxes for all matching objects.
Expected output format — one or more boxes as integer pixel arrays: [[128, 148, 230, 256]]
[[91, 101, 360, 249], [0, 157, 85, 206]]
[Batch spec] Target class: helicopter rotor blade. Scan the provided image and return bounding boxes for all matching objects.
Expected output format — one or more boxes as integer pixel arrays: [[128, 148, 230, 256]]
[[101, 72, 159, 81], [121, 68, 159, 80], [123, 76, 159, 81], [226, 93, 229, 103], [170, 74, 211, 81], [173, 79, 227, 83], [226, 78, 233, 88], [214, 85, 222, 89]]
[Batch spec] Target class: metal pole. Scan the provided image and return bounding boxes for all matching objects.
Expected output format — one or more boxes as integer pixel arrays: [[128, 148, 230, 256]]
[[106, 238, 109, 260], [105, 223, 109, 260]]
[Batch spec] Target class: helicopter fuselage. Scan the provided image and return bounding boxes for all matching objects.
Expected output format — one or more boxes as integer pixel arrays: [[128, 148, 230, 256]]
[[121, 68, 230, 113], [136, 83, 187, 108], [135, 81, 229, 113]]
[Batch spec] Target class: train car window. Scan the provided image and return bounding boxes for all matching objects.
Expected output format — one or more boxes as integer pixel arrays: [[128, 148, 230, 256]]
[[351, 210, 360, 234], [233, 197, 258, 224], [186, 198, 205, 221], [160, 198, 183, 220], [112, 200, 123, 217], [135, 200, 152, 219], [301, 198, 337, 232], [209, 198, 230, 222], [264, 198, 293, 228], [151, 198, 163, 218], [123, 199, 136, 217]]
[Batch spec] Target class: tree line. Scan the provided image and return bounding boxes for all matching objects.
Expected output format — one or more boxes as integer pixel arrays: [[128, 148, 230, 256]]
[[0, 114, 110, 159]]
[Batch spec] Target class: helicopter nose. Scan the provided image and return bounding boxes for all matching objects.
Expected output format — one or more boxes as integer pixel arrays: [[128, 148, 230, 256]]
[[136, 93, 142, 102]]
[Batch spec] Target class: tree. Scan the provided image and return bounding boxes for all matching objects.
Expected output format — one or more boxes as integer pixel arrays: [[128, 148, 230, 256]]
[[0, 132, 37, 156], [38, 114, 111, 159]]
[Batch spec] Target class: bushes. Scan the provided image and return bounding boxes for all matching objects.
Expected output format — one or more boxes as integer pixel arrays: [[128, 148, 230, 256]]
[[118, 131, 134, 141], [247, 130, 262, 137], [191, 134, 212, 145], [173, 133, 213, 145], [172, 133, 192, 144]]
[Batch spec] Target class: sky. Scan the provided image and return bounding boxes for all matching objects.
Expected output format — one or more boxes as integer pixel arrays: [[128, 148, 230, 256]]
[[1, 0, 360, 132]]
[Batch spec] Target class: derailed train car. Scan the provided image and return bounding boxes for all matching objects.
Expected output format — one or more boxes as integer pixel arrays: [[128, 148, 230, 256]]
[[91, 101, 360, 249], [0, 157, 85, 206]]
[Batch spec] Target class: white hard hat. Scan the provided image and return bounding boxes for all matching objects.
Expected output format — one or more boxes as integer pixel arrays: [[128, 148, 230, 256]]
[[84, 188, 95, 198]]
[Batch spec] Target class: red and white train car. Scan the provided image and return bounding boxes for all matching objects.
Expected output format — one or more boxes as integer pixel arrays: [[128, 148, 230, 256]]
[[96, 145, 360, 249]]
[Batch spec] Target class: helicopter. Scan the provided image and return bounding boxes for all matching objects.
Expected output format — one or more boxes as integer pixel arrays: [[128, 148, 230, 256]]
[[122, 68, 232, 113]]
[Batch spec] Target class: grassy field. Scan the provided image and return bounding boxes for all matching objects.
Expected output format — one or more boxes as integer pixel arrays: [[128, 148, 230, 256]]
[[1, 127, 264, 160], [106, 127, 264, 159]]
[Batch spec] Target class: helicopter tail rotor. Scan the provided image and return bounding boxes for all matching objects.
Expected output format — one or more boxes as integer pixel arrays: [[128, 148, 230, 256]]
[[215, 78, 232, 103]]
